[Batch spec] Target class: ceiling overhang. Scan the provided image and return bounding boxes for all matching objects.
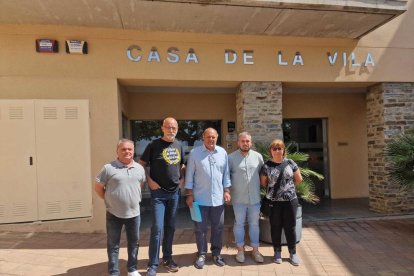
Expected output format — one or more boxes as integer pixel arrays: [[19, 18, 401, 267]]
[[0, 0, 407, 38]]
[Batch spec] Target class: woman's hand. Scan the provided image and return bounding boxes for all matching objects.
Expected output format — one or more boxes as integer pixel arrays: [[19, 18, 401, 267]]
[[260, 175, 268, 187], [293, 169, 303, 186]]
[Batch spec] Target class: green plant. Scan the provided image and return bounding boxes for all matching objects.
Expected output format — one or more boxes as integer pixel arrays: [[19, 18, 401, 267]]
[[255, 142, 323, 204], [384, 128, 414, 190]]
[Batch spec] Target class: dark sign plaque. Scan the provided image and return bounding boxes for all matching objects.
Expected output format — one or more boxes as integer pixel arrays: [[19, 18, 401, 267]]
[[36, 39, 58, 53]]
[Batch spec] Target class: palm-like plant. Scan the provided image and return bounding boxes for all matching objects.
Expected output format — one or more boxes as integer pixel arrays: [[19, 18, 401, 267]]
[[384, 128, 414, 190], [255, 142, 323, 204]]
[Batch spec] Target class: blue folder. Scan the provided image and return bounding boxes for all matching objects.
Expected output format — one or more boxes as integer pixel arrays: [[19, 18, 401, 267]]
[[190, 201, 202, 222]]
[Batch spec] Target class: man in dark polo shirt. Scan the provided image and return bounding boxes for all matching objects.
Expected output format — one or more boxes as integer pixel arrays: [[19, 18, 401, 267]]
[[139, 117, 185, 276]]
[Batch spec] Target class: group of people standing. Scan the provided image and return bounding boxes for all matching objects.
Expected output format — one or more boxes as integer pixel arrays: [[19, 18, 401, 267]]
[[95, 117, 303, 276]]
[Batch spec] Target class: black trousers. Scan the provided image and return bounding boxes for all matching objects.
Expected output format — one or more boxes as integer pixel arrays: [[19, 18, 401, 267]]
[[269, 198, 299, 254]]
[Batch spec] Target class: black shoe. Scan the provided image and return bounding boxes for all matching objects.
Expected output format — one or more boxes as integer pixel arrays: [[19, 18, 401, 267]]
[[195, 255, 205, 269], [213, 255, 226, 267], [162, 259, 179, 272]]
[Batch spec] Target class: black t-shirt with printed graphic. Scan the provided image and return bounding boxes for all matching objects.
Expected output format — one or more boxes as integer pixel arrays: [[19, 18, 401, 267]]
[[260, 158, 299, 201], [140, 138, 184, 192]]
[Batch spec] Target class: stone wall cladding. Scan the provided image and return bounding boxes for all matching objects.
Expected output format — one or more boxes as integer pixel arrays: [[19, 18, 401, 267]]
[[236, 82, 283, 144], [367, 83, 414, 213]]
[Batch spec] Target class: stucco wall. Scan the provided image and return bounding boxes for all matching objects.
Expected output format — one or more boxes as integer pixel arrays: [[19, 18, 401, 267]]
[[283, 92, 369, 199], [0, 15, 413, 84], [0, 76, 119, 232]]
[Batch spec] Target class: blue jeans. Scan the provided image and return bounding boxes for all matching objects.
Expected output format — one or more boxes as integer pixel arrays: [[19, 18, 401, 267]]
[[194, 205, 225, 257], [148, 188, 179, 269], [233, 202, 261, 248], [106, 212, 140, 276]]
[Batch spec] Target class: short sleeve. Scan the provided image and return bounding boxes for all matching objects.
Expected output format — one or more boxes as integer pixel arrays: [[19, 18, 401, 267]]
[[260, 163, 268, 177], [140, 142, 152, 164], [289, 159, 299, 172], [258, 153, 264, 167], [95, 165, 108, 185]]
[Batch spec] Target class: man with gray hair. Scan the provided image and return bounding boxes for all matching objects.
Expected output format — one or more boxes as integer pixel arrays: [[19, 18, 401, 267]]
[[95, 139, 146, 276], [229, 132, 264, 263]]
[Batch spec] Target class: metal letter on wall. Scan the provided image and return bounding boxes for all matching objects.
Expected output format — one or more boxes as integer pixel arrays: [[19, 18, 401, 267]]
[[127, 45, 142, 62], [186, 48, 198, 63], [225, 49, 237, 64], [243, 50, 254, 65], [167, 47, 179, 63]]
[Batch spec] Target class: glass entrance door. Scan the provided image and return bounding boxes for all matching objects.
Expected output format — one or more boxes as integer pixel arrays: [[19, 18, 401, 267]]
[[282, 119, 330, 198]]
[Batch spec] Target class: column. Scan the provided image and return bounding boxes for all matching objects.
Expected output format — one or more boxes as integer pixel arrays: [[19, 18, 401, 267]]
[[367, 83, 414, 213], [236, 82, 283, 144]]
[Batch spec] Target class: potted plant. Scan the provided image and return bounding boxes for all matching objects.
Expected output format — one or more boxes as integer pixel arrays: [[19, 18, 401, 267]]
[[255, 142, 323, 243]]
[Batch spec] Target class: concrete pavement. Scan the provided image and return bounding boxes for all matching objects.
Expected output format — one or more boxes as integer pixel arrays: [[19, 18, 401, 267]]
[[0, 217, 413, 275]]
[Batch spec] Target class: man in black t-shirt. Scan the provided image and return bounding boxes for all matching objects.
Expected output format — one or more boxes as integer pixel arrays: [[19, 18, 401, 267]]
[[139, 117, 185, 276]]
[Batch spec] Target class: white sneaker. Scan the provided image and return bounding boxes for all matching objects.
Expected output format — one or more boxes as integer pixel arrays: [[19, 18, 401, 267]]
[[274, 251, 282, 264], [128, 270, 141, 276], [290, 253, 300, 266], [252, 251, 264, 263], [235, 251, 245, 263]]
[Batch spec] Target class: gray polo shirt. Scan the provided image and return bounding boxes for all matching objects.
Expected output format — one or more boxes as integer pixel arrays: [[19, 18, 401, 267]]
[[229, 149, 264, 205], [96, 160, 145, 218]]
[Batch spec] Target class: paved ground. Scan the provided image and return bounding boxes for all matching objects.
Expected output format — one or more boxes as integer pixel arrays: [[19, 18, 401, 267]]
[[1, 217, 413, 275]]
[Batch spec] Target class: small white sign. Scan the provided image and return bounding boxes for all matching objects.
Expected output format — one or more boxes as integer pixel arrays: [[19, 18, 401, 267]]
[[226, 133, 237, 142], [66, 40, 88, 54]]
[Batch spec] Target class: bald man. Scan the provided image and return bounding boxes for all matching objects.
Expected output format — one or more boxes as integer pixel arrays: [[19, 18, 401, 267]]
[[185, 128, 231, 269], [139, 117, 185, 276]]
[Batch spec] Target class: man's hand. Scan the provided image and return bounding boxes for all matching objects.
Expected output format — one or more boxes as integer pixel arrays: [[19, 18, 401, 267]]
[[147, 177, 161, 190], [224, 189, 231, 204], [186, 189, 193, 208], [94, 183, 105, 199], [179, 177, 185, 188], [138, 160, 161, 190]]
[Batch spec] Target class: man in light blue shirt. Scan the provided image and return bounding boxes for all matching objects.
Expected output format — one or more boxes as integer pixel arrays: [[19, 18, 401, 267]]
[[229, 132, 264, 264], [185, 128, 231, 269]]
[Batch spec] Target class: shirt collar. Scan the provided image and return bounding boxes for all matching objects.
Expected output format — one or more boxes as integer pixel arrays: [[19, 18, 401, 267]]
[[238, 149, 250, 157], [115, 159, 138, 168], [202, 144, 217, 153]]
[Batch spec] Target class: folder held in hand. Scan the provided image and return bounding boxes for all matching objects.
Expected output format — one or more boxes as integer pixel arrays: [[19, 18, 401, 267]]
[[190, 201, 202, 222]]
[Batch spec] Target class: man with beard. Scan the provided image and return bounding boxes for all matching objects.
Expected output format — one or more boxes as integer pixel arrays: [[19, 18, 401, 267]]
[[139, 117, 185, 276], [229, 132, 264, 263]]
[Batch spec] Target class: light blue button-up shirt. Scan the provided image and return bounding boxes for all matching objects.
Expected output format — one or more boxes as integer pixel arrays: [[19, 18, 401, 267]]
[[229, 149, 264, 205], [185, 144, 231, 207]]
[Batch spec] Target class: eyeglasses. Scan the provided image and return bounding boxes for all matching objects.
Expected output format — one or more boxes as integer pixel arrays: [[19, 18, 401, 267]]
[[162, 126, 177, 131], [271, 147, 283, 151]]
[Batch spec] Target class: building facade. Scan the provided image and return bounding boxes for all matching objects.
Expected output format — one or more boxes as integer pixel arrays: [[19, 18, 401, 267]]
[[0, 0, 413, 233]]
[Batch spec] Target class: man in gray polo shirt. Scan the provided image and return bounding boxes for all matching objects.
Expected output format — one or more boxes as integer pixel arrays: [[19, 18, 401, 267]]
[[95, 139, 146, 276], [229, 132, 264, 263]]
